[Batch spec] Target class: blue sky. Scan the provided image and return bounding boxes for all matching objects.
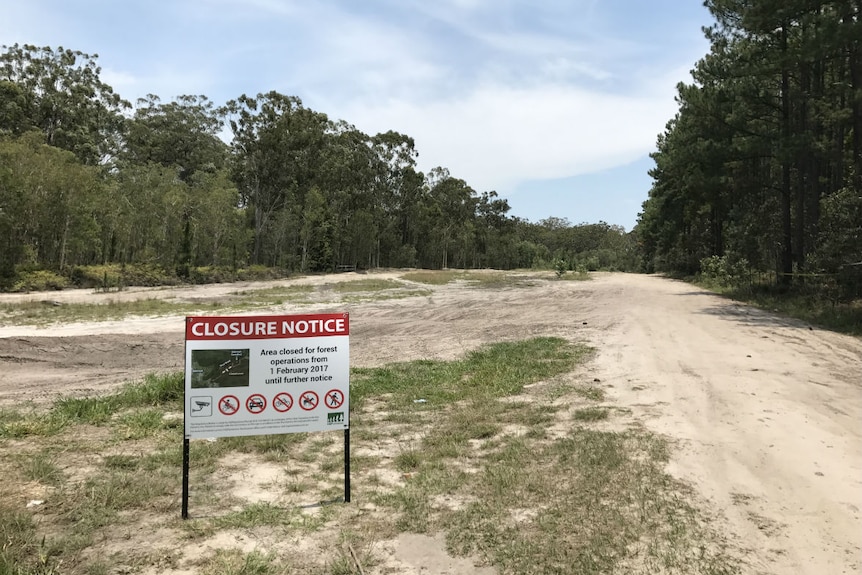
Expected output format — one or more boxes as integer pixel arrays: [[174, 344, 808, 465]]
[[0, 0, 712, 230]]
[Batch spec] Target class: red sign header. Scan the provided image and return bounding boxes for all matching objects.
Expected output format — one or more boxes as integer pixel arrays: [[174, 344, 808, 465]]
[[186, 313, 349, 340]]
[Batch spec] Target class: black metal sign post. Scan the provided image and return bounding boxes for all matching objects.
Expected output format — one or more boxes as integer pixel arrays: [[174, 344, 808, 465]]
[[344, 428, 351, 503], [181, 437, 190, 519]]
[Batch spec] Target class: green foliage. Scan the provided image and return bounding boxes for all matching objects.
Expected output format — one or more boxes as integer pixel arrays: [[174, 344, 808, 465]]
[[1, 372, 183, 437], [638, 1, 862, 301], [0, 43, 640, 289], [10, 269, 68, 292], [351, 337, 589, 409], [0, 44, 129, 165], [698, 255, 750, 290], [68, 263, 176, 289], [553, 258, 568, 278], [0, 505, 62, 574]]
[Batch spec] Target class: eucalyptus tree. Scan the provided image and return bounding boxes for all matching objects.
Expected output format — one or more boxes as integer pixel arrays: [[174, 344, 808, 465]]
[[0, 44, 129, 166], [222, 92, 330, 266], [0, 132, 103, 279], [124, 94, 227, 181], [423, 167, 478, 268], [122, 94, 232, 275]]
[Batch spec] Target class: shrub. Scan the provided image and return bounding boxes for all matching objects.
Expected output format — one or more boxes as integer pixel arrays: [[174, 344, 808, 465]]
[[699, 255, 750, 289], [554, 259, 568, 278], [10, 270, 68, 292]]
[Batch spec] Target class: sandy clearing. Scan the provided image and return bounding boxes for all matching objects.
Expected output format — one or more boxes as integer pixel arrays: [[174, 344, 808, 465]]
[[0, 271, 859, 573]]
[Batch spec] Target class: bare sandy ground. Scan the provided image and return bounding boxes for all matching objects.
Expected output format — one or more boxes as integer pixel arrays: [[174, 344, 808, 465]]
[[0, 272, 859, 574]]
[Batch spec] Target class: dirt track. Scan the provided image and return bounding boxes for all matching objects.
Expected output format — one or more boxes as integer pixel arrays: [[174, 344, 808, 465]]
[[0, 272, 859, 574]]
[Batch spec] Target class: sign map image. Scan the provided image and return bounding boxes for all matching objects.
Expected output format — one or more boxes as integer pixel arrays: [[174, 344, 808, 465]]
[[190, 349, 251, 389]]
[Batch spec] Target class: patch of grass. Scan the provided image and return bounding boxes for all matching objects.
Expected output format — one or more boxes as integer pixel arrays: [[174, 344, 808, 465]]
[[230, 284, 314, 300], [459, 271, 536, 289], [115, 372, 185, 407], [573, 407, 610, 422], [2, 373, 184, 437], [557, 270, 592, 281], [0, 407, 65, 438], [0, 298, 214, 326], [214, 502, 298, 529], [331, 278, 405, 292], [20, 451, 64, 486], [0, 505, 61, 573], [351, 337, 589, 410], [221, 432, 305, 459], [443, 429, 738, 575], [198, 549, 278, 575], [114, 408, 167, 439], [0, 284, 314, 326], [400, 270, 463, 285], [103, 454, 142, 471], [394, 448, 422, 472], [572, 385, 605, 401], [400, 270, 540, 289], [341, 289, 431, 303]]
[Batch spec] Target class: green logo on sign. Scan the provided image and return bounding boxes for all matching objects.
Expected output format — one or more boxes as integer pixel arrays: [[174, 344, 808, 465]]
[[327, 412, 344, 425]]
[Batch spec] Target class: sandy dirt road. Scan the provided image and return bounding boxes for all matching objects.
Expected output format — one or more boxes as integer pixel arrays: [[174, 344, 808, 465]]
[[0, 272, 859, 574]]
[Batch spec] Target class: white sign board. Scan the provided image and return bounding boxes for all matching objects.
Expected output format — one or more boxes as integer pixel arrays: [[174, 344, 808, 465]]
[[183, 313, 349, 439]]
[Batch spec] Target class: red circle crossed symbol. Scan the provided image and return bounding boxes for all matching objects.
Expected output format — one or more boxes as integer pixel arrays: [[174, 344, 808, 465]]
[[246, 394, 267, 414], [218, 395, 240, 416], [299, 391, 319, 411], [324, 389, 345, 409], [273, 392, 293, 413]]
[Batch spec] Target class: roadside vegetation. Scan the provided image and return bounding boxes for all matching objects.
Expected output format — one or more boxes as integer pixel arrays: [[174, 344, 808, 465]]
[[694, 255, 862, 335], [0, 338, 739, 574]]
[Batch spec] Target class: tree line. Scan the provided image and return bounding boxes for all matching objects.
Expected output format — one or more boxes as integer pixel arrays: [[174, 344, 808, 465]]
[[637, 0, 861, 295], [0, 44, 636, 290]]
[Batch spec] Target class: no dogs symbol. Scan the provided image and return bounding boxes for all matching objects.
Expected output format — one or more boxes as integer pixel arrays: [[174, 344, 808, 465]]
[[299, 391, 319, 411]]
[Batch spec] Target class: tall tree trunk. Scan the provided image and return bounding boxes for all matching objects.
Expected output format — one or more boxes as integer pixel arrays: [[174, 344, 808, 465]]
[[779, 23, 794, 285], [848, 6, 862, 190]]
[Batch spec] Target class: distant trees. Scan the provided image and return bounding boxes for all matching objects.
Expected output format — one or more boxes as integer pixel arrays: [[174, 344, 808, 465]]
[[638, 1, 861, 293], [0, 43, 639, 290], [0, 44, 129, 165]]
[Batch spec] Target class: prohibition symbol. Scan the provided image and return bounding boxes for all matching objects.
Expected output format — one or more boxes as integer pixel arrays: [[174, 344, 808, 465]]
[[218, 395, 240, 416], [273, 392, 294, 413], [246, 394, 267, 414], [324, 389, 345, 409], [299, 391, 319, 411]]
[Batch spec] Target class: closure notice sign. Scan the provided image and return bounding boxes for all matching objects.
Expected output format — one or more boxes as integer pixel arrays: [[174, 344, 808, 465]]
[[183, 313, 350, 439]]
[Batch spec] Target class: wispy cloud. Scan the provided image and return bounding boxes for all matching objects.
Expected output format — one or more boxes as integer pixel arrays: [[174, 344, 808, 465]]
[[334, 70, 680, 193]]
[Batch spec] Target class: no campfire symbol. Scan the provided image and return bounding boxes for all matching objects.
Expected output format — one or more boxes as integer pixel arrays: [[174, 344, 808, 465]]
[[299, 391, 319, 411]]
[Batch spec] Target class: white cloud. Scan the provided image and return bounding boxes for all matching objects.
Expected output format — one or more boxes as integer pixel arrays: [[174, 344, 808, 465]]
[[334, 69, 680, 194]]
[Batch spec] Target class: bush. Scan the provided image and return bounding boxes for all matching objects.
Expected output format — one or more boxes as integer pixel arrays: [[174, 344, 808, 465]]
[[235, 265, 285, 281], [553, 259, 568, 278], [188, 266, 239, 284], [10, 270, 68, 292], [68, 264, 176, 289], [699, 255, 750, 289]]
